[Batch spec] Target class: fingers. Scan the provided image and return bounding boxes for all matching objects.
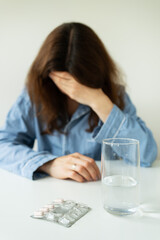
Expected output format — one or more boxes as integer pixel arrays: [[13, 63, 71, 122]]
[[69, 154, 101, 181], [73, 158, 99, 181], [47, 154, 100, 183], [50, 71, 71, 80], [72, 153, 101, 179], [70, 163, 93, 181], [68, 170, 86, 183], [49, 72, 74, 96]]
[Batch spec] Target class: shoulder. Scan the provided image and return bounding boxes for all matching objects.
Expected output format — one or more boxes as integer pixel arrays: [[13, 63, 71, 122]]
[[123, 92, 137, 116], [8, 87, 35, 118], [16, 88, 32, 106], [116, 85, 137, 115]]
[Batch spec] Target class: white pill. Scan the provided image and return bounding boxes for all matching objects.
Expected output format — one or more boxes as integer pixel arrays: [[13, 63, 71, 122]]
[[44, 204, 55, 209], [54, 199, 64, 203], [33, 211, 44, 218], [39, 207, 49, 213]]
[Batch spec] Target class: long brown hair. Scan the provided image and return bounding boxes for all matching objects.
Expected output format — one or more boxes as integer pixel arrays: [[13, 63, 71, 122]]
[[26, 22, 125, 134]]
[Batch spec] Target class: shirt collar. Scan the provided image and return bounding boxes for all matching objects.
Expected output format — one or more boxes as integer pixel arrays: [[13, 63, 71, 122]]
[[70, 104, 91, 122]]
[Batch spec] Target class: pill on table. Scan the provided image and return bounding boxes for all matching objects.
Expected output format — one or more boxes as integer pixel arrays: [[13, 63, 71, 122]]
[[54, 199, 64, 203], [39, 207, 49, 213], [33, 211, 44, 218], [44, 204, 55, 209]]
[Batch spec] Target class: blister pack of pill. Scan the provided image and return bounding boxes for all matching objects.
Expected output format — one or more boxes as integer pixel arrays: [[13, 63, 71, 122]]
[[31, 199, 91, 227]]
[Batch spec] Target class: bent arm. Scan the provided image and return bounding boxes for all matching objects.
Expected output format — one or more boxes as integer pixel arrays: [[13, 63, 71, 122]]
[[0, 90, 57, 180], [92, 93, 157, 167]]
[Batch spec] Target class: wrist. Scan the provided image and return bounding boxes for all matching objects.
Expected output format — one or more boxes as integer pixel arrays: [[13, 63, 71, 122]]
[[37, 159, 54, 175], [90, 91, 113, 122], [90, 90, 112, 110]]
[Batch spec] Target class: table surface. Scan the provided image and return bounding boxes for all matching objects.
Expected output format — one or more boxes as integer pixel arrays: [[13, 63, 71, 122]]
[[0, 160, 160, 240]]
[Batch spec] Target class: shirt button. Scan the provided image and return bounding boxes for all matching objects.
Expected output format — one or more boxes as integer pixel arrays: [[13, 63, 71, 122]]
[[65, 151, 70, 155]]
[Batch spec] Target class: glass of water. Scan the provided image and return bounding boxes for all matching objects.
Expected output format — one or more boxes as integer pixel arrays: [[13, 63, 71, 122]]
[[101, 138, 140, 215]]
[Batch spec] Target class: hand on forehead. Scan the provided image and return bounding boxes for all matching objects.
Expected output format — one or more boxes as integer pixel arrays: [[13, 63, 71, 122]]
[[49, 71, 72, 80]]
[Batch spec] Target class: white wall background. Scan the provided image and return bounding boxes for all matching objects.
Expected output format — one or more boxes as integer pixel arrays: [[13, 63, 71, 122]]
[[0, 0, 159, 157]]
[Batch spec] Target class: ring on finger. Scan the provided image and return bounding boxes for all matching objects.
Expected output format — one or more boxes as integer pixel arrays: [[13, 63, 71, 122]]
[[71, 164, 77, 171]]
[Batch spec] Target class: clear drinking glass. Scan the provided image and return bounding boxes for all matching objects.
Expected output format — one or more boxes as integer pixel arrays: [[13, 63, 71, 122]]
[[101, 138, 140, 215]]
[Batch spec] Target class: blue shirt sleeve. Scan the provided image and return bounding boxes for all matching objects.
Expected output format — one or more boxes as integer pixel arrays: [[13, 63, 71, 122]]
[[0, 89, 57, 180], [92, 93, 158, 167]]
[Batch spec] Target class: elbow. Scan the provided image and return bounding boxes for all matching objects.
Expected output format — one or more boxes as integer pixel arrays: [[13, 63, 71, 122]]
[[140, 138, 158, 167]]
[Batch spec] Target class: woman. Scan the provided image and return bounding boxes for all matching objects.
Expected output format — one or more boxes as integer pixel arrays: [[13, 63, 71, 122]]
[[0, 22, 157, 181]]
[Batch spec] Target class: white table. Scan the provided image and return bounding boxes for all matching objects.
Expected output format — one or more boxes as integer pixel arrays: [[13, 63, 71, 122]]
[[0, 160, 160, 240]]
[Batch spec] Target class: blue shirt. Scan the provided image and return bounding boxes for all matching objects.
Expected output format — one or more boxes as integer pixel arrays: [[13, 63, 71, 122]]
[[0, 89, 157, 180]]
